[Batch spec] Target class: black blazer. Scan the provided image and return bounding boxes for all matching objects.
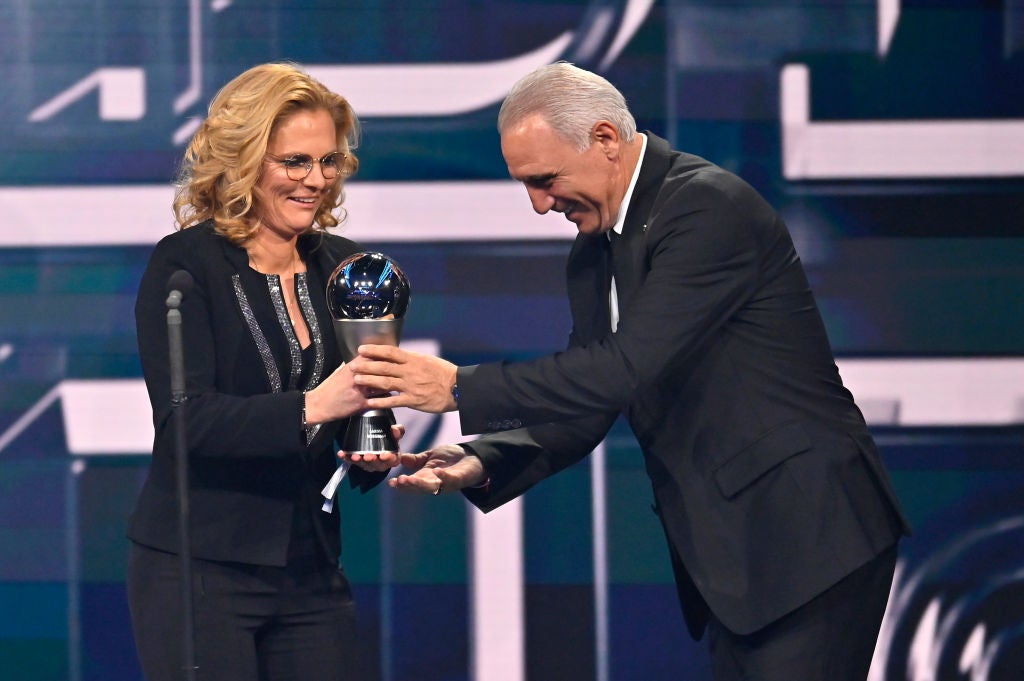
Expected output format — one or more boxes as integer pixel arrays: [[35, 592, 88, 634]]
[[459, 134, 910, 637], [129, 221, 382, 567]]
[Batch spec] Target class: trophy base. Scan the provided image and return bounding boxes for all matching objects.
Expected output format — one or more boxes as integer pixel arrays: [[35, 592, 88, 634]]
[[342, 409, 398, 455]]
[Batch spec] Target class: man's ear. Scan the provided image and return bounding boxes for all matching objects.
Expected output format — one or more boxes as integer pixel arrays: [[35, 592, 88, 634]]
[[591, 120, 621, 157]]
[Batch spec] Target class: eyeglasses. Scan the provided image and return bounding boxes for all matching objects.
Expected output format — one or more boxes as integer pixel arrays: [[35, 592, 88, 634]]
[[265, 151, 347, 181]]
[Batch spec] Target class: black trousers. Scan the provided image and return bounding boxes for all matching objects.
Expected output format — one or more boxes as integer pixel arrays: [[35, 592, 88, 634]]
[[127, 542, 365, 681], [707, 544, 898, 681]]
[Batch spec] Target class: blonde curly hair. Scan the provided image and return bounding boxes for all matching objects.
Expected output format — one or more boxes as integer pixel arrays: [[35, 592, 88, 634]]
[[173, 62, 360, 244]]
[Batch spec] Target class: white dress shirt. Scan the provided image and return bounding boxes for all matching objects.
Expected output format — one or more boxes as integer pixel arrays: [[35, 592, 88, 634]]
[[609, 132, 648, 331]]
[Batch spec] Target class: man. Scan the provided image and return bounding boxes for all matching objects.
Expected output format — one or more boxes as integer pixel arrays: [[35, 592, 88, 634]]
[[349, 62, 909, 680]]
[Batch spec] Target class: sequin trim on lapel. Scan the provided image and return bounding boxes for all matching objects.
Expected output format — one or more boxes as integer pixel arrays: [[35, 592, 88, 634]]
[[295, 272, 324, 444], [265, 274, 303, 391], [232, 274, 283, 393]]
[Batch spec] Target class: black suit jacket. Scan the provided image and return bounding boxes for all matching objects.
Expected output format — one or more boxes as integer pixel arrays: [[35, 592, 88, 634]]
[[129, 221, 382, 567], [459, 134, 910, 637]]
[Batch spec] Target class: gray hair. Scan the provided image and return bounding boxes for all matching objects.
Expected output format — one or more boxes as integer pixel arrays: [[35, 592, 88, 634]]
[[497, 62, 637, 152]]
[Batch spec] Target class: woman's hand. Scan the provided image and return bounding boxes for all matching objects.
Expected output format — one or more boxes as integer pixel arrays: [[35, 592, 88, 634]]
[[341, 425, 406, 473], [304, 363, 369, 425]]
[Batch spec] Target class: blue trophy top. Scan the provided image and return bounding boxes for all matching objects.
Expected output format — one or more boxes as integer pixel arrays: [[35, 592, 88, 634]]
[[327, 252, 411, 320]]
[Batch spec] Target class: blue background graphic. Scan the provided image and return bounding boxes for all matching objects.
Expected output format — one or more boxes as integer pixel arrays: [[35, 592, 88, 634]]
[[1, 1, 1022, 680]]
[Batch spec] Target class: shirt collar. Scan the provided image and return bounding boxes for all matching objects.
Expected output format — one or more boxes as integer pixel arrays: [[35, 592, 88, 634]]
[[609, 132, 648, 238]]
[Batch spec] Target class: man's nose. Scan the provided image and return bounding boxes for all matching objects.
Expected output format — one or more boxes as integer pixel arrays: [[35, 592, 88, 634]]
[[525, 187, 554, 215]]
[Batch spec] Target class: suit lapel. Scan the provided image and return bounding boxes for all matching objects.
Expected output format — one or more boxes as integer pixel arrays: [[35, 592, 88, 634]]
[[612, 133, 673, 308], [609, 226, 639, 307], [565, 133, 676, 340], [567, 234, 611, 343]]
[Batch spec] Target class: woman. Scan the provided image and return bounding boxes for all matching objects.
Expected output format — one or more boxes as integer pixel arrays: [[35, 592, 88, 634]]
[[128, 63, 382, 681]]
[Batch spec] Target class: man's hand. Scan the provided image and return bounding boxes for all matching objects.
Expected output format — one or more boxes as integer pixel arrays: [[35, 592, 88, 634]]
[[349, 344, 459, 413], [388, 444, 487, 495]]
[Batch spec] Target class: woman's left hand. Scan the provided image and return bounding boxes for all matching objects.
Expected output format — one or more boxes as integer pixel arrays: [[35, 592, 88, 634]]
[[339, 424, 405, 472]]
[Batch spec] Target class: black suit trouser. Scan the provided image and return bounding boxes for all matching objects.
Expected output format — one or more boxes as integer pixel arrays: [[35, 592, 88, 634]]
[[707, 543, 898, 681], [127, 542, 365, 681]]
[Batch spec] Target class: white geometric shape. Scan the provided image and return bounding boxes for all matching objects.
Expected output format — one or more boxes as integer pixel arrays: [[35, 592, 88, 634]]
[[857, 398, 902, 426], [16, 360, 1022, 460], [472, 495, 525, 681], [0, 181, 575, 247], [174, 0, 203, 114], [59, 379, 153, 455], [781, 63, 1024, 179], [172, 116, 203, 146], [55, 340, 443, 458], [591, 440, 610, 681], [343, 180, 574, 241], [837, 357, 1024, 426], [29, 68, 145, 122], [878, 0, 901, 56], [0, 385, 62, 454], [98, 68, 146, 121], [599, 0, 658, 70], [0, 185, 175, 247], [369, 338, 526, 681], [307, 32, 574, 117]]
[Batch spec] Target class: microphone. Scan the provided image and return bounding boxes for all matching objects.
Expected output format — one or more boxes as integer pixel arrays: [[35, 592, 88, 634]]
[[165, 270, 194, 402], [163, 268, 198, 680], [166, 269, 194, 309]]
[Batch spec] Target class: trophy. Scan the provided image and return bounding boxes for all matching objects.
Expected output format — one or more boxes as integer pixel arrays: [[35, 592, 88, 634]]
[[326, 252, 411, 455]]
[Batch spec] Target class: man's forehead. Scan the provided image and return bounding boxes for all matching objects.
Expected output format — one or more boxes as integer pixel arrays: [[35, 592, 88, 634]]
[[503, 150, 560, 183], [502, 124, 571, 178]]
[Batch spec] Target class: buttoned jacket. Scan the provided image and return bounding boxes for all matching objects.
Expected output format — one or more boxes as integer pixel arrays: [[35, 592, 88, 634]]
[[129, 221, 382, 566], [460, 134, 909, 637]]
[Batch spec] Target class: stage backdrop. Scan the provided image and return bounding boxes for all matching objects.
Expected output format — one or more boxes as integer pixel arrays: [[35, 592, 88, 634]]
[[1, 2, 1022, 680]]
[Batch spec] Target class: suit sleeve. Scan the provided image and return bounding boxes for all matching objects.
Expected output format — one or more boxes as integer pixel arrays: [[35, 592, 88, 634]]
[[462, 411, 618, 512], [136, 234, 312, 460], [457, 176, 772, 435]]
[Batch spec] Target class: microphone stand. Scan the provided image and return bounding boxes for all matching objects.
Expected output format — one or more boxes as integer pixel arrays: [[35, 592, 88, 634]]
[[166, 290, 197, 681]]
